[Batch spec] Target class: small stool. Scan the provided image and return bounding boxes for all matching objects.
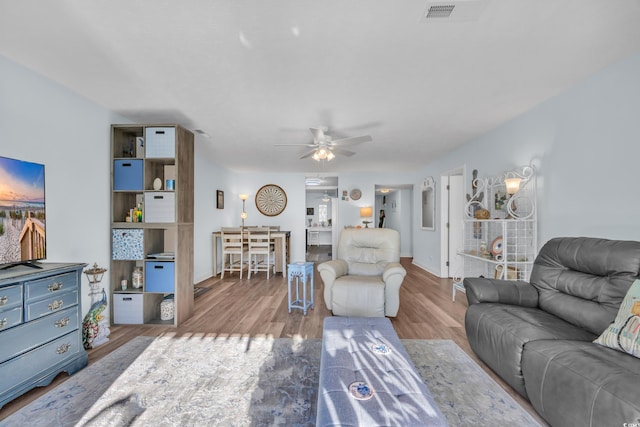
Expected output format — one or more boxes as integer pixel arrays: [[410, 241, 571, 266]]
[[288, 262, 314, 315]]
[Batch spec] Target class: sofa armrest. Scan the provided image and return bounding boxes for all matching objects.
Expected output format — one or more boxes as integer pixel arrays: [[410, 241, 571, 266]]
[[318, 260, 349, 310], [464, 277, 538, 307], [382, 262, 407, 317]]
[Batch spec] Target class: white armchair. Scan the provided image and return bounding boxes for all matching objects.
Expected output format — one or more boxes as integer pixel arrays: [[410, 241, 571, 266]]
[[318, 228, 407, 317]]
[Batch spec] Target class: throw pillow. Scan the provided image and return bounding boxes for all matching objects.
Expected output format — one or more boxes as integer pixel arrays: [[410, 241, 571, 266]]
[[594, 279, 640, 358]]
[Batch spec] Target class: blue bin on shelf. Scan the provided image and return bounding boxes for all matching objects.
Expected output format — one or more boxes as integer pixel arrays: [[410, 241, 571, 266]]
[[113, 159, 143, 191], [145, 261, 175, 293]]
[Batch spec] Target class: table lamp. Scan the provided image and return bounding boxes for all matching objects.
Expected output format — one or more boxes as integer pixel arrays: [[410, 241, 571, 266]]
[[360, 206, 373, 228]]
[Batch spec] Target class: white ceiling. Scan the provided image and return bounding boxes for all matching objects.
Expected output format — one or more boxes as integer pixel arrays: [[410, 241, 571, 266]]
[[2, 0, 640, 173]]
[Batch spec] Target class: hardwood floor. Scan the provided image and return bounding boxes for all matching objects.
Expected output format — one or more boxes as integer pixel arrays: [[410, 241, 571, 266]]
[[0, 258, 545, 424]]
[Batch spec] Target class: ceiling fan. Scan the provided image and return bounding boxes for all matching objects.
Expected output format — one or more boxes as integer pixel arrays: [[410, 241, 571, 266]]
[[275, 127, 372, 161]]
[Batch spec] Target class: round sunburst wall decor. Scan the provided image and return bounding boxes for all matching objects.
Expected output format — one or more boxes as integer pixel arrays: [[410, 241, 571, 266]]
[[255, 184, 287, 216]]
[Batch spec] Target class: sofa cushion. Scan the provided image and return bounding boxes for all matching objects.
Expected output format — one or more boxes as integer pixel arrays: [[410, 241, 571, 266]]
[[522, 339, 640, 427], [465, 303, 596, 397], [332, 276, 385, 317], [594, 279, 640, 358], [530, 237, 640, 335]]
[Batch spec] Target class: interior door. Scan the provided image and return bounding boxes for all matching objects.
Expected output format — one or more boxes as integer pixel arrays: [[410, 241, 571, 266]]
[[448, 175, 464, 277]]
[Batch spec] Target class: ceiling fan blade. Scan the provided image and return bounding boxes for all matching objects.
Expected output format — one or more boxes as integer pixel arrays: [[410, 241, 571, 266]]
[[274, 143, 316, 147], [330, 135, 372, 146], [330, 147, 356, 157], [300, 149, 318, 159], [309, 127, 327, 142]]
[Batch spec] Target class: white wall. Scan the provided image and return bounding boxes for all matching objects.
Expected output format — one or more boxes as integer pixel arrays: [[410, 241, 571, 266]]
[[192, 142, 232, 282], [412, 52, 640, 275], [0, 54, 131, 316]]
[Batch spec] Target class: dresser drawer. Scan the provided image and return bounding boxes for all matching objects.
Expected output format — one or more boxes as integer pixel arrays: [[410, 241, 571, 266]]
[[0, 331, 81, 396], [24, 272, 78, 302], [0, 306, 23, 333], [0, 306, 78, 364], [0, 284, 23, 312], [26, 290, 78, 321]]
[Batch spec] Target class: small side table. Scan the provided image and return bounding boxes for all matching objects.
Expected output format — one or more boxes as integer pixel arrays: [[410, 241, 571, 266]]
[[288, 262, 314, 315]]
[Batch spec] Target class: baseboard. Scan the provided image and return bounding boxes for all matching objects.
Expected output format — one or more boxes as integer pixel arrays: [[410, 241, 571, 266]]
[[412, 260, 444, 278]]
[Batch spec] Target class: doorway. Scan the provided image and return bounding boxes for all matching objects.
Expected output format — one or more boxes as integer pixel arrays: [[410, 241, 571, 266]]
[[305, 176, 338, 263], [375, 184, 413, 257]]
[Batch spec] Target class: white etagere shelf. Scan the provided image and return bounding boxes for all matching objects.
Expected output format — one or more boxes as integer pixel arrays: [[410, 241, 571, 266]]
[[454, 165, 537, 300]]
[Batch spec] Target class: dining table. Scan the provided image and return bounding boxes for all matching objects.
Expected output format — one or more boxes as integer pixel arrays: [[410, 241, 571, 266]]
[[211, 229, 291, 277]]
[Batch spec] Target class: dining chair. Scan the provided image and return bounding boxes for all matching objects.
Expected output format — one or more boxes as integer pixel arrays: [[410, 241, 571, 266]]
[[247, 227, 275, 279], [221, 227, 246, 279]]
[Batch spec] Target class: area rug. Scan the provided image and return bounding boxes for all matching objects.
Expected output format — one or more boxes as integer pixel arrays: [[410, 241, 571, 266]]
[[1, 336, 544, 427]]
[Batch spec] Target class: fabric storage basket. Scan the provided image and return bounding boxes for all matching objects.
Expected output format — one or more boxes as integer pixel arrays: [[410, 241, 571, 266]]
[[145, 127, 175, 158], [144, 192, 176, 223], [113, 159, 143, 191], [112, 229, 144, 260]]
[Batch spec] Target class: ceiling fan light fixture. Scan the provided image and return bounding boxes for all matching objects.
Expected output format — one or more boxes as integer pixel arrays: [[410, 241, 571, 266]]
[[326, 151, 335, 161]]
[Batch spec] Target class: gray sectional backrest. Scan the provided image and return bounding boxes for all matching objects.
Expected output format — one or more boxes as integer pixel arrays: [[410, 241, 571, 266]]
[[530, 237, 640, 335]]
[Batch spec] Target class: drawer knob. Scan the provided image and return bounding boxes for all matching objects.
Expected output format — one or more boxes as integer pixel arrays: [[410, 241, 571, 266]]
[[0, 318, 7, 329], [48, 300, 64, 311], [55, 317, 70, 328], [48, 282, 64, 292], [0, 296, 7, 306], [56, 343, 71, 354]]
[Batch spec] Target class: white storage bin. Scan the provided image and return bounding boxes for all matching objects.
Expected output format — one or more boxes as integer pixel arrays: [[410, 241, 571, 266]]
[[145, 127, 175, 158], [144, 192, 176, 223], [113, 293, 143, 324]]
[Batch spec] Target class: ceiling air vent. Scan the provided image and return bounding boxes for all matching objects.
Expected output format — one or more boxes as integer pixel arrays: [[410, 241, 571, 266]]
[[421, 0, 487, 23], [426, 5, 455, 18]]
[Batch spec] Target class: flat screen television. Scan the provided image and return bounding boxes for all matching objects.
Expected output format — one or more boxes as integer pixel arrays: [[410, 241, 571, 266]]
[[0, 156, 46, 270]]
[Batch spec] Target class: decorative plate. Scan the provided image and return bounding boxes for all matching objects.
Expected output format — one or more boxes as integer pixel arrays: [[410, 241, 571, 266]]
[[371, 343, 392, 355], [491, 236, 504, 256], [348, 381, 374, 400], [350, 188, 362, 200], [255, 184, 287, 216]]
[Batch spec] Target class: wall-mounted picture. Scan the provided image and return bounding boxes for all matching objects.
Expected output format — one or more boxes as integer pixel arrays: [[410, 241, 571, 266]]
[[216, 190, 224, 209], [307, 207, 314, 215]]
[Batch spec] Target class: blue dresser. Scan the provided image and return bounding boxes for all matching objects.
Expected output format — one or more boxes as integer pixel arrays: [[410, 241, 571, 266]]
[[0, 263, 88, 409]]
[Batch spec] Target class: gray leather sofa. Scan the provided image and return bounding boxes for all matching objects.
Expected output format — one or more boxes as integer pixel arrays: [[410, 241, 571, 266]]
[[464, 237, 640, 427]]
